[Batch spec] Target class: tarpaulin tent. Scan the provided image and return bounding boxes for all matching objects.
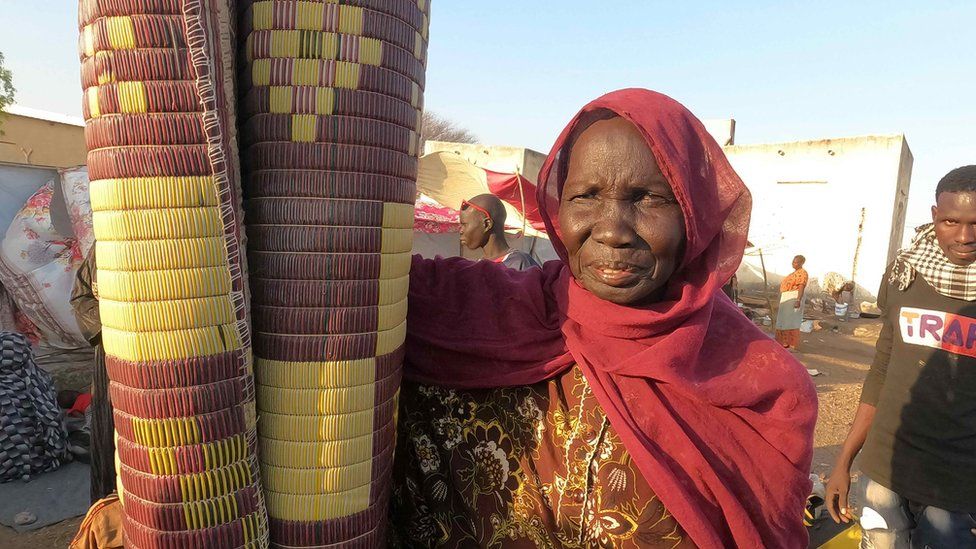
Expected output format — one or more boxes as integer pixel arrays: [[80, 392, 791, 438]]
[[414, 151, 558, 263], [417, 151, 548, 237]]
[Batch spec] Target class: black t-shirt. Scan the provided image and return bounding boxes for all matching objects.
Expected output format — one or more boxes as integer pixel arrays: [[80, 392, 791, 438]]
[[859, 267, 976, 511], [499, 250, 541, 271]]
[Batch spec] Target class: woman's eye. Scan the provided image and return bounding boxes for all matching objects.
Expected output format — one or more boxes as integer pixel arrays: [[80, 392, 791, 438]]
[[639, 192, 673, 206]]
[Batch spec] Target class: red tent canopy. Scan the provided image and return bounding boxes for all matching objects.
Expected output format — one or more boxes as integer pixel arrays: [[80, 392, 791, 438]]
[[485, 170, 546, 231]]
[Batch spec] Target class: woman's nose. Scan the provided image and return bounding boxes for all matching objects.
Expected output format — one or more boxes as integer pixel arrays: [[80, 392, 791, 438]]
[[591, 200, 637, 248]]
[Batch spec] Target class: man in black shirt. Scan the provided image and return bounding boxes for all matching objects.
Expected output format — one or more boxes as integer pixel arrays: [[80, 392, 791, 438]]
[[826, 166, 976, 547], [459, 194, 541, 270]]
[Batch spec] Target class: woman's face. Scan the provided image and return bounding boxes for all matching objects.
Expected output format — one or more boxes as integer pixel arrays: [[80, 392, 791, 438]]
[[559, 117, 686, 305]]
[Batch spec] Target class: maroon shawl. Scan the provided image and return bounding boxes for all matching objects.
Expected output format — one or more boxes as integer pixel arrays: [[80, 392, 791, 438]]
[[405, 89, 817, 548]]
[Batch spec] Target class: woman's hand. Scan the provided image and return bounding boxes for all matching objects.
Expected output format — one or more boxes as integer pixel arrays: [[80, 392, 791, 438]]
[[794, 300, 802, 310], [825, 466, 855, 523]]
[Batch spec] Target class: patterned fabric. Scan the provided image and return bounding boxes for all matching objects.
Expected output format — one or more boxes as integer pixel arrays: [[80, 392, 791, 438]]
[[779, 268, 809, 293], [775, 329, 800, 349], [0, 181, 86, 348], [890, 224, 976, 300], [69, 494, 124, 549], [59, 166, 95, 258], [391, 366, 692, 549], [415, 194, 460, 234], [0, 331, 69, 482]]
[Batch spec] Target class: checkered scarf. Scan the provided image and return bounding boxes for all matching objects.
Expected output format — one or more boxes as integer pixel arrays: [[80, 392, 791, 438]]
[[890, 224, 976, 300]]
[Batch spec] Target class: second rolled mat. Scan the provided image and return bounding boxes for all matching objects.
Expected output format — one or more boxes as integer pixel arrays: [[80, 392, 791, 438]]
[[237, 0, 430, 547]]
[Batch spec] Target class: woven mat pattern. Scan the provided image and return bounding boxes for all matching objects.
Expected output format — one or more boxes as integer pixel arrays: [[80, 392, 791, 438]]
[[239, 0, 428, 546], [79, 1, 269, 546]]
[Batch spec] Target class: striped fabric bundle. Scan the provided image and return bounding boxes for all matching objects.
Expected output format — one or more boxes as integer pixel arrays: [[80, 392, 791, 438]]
[[238, 0, 429, 546], [79, 1, 269, 547]]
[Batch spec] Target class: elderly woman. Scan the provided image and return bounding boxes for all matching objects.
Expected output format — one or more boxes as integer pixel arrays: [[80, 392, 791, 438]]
[[391, 89, 817, 548]]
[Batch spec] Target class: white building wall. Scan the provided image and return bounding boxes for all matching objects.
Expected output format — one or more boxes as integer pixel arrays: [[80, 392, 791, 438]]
[[725, 135, 913, 300]]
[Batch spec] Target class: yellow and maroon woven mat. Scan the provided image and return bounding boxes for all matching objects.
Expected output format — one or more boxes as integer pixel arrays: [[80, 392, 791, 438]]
[[79, 0, 269, 546], [80, 1, 430, 546], [238, 1, 429, 547]]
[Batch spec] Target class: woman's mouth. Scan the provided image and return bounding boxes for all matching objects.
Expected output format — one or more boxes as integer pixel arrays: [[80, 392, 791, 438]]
[[587, 263, 645, 287]]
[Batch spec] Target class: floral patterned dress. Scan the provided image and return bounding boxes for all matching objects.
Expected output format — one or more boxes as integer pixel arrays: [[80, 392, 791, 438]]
[[389, 365, 694, 548]]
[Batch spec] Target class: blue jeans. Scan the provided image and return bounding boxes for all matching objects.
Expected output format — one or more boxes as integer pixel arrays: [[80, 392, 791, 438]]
[[859, 476, 976, 548]]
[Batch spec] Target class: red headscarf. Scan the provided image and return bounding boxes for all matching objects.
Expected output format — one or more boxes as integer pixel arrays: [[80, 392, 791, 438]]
[[405, 89, 817, 548]]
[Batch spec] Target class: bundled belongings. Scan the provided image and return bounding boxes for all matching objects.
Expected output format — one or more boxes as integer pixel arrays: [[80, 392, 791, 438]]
[[0, 331, 69, 482], [70, 494, 124, 549]]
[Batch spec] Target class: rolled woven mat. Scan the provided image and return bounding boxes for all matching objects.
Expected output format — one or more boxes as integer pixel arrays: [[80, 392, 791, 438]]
[[249, 277, 410, 308], [241, 86, 421, 131], [247, 226, 414, 254], [240, 1, 427, 61], [237, 0, 430, 37], [245, 59, 423, 108], [243, 142, 418, 178], [83, 81, 202, 119], [244, 170, 417, 203], [244, 29, 426, 86], [80, 0, 269, 547], [240, 114, 418, 155], [85, 113, 209, 148], [81, 49, 197, 89], [239, 0, 429, 546], [79, 0, 184, 25]]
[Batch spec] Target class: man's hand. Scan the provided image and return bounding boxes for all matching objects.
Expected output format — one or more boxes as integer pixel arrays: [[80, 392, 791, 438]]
[[794, 300, 802, 310], [825, 467, 855, 524]]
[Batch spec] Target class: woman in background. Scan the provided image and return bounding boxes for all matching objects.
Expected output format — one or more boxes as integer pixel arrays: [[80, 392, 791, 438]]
[[775, 255, 809, 351]]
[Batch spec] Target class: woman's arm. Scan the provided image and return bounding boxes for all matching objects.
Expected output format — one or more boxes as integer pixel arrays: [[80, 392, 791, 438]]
[[794, 282, 806, 309], [405, 255, 571, 387]]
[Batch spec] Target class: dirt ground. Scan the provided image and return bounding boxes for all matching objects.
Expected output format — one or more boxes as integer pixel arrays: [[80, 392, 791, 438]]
[[0, 310, 882, 548], [0, 516, 82, 549], [789, 315, 880, 477]]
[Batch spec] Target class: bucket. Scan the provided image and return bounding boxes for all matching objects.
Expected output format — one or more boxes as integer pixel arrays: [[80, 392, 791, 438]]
[[835, 303, 849, 317], [800, 320, 814, 333]]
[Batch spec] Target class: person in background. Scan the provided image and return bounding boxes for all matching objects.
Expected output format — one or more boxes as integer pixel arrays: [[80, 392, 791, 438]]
[[459, 193, 541, 270], [775, 255, 809, 351], [833, 280, 856, 321], [826, 165, 976, 547], [70, 247, 115, 503], [722, 272, 738, 302]]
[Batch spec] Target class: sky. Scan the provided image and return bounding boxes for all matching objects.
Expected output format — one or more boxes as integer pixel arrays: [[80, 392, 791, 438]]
[[1, 1, 973, 228]]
